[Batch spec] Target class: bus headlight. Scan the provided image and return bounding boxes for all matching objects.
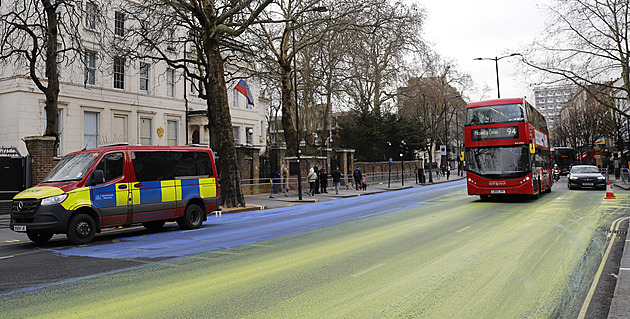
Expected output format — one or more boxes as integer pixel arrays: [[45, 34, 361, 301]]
[[41, 194, 68, 206]]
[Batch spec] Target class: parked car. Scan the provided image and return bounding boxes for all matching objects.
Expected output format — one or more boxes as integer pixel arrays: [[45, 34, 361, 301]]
[[567, 165, 606, 190]]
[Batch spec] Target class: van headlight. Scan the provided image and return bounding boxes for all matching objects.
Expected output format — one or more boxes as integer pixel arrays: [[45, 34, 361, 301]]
[[598, 176, 605, 180], [41, 194, 68, 206], [570, 176, 578, 180]]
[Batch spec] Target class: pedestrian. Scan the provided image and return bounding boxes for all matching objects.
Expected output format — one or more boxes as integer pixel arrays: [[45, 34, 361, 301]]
[[436, 166, 441, 179], [332, 166, 342, 195], [307, 166, 317, 196], [353, 167, 362, 190], [281, 165, 289, 196], [314, 164, 320, 194], [446, 164, 451, 180], [319, 167, 328, 193], [270, 168, 280, 198]]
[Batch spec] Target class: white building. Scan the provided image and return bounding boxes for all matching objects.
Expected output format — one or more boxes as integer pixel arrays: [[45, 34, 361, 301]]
[[533, 85, 579, 127], [0, 4, 267, 157]]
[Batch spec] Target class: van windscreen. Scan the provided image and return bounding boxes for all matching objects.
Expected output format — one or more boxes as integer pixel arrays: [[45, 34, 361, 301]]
[[43, 152, 99, 183]]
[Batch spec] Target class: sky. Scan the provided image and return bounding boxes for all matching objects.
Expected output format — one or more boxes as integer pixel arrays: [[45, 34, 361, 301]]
[[419, 0, 550, 102]]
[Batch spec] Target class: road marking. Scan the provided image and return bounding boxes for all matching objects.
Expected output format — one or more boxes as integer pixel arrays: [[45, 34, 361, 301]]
[[620, 268, 630, 271], [455, 226, 471, 233], [579, 216, 630, 319], [0, 255, 14, 260], [351, 263, 385, 277]]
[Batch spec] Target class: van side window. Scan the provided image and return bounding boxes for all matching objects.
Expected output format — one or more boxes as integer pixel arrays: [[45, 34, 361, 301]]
[[172, 152, 213, 177], [95, 152, 124, 183], [132, 152, 175, 181]]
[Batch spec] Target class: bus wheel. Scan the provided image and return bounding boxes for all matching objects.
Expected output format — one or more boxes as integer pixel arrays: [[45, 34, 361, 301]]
[[67, 213, 96, 245], [142, 220, 166, 231], [27, 231, 53, 244], [177, 204, 204, 230]]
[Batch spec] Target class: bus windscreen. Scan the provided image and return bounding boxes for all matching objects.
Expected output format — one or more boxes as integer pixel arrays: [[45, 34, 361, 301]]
[[466, 145, 530, 178], [465, 103, 525, 126]]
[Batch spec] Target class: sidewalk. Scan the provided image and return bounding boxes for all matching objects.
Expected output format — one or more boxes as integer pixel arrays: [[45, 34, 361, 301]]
[[220, 175, 465, 214]]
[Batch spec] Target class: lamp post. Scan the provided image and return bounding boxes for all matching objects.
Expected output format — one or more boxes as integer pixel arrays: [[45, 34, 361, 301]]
[[473, 53, 521, 98], [443, 95, 461, 173], [292, 6, 328, 200]]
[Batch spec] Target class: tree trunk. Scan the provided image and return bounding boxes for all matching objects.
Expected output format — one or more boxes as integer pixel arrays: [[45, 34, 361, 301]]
[[42, 0, 60, 151], [204, 37, 245, 208], [280, 62, 298, 156]]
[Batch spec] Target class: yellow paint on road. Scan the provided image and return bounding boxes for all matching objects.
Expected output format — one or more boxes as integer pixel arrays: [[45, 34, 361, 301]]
[[0, 187, 627, 318]]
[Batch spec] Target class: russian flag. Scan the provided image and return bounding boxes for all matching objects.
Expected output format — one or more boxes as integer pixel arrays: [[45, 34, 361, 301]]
[[234, 79, 254, 107]]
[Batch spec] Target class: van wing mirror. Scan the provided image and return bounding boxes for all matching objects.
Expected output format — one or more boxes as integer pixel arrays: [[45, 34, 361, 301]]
[[88, 170, 105, 186]]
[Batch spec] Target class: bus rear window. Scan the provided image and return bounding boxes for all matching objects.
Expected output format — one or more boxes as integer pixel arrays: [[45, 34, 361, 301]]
[[466, 104, 525, 126]]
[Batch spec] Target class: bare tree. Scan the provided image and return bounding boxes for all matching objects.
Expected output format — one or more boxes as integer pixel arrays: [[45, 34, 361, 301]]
[[118, 0, 272, 207], [246, 0, 348, 156], [0, 0, 85, 151], [398, 56, 469, 182], [342, 0, 425, 115], [523, 0, 630, 117]]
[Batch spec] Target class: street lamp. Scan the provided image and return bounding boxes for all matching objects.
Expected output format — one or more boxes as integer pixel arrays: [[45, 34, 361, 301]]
[[293, 6, 328, 200], [473, 53, 521, 98], [443, 95, 461, 173]]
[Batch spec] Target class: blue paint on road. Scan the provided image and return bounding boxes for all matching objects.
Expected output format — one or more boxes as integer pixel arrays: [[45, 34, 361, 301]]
[[44, 180, 467, 259]]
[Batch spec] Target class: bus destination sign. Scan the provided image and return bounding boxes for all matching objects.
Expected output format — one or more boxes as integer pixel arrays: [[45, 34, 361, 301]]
[[471, 126, 519, 141]]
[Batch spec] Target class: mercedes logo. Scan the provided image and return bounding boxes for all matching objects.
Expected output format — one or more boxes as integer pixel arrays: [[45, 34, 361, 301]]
[[16, 201, 23, 211]]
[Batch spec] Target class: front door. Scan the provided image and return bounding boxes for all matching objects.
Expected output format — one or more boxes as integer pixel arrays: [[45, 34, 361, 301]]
[[90, 152, 129, 227]]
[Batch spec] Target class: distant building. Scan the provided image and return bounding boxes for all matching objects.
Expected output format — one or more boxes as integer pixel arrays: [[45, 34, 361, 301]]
[[533, 85, 579, 127]]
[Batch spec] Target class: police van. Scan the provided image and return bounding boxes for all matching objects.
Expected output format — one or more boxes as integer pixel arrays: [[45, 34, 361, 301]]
[[10, 144, 219, 244]]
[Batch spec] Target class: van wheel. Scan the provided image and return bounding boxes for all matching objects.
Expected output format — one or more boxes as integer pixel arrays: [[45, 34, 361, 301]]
[[27, 231, 53, 244], [177, 204, 204, 230], [67, 213, 96, 245], [142, 220, 166, 231]]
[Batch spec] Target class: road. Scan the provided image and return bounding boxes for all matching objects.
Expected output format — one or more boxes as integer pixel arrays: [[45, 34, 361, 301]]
[[0, 179, 627, 318]]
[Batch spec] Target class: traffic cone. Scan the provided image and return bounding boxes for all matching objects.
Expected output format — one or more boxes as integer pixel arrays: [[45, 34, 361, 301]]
[[604, 180, 616, 199]]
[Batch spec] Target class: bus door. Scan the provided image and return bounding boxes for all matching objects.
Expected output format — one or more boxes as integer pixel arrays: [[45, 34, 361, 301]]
[[89, 152, 129, 227]]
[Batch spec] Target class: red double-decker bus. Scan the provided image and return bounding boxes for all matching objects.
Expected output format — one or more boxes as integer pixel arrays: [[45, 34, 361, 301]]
[[464, 98, 552, 199]]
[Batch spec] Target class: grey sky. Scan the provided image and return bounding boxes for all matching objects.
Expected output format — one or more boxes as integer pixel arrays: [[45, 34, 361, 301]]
[[420, 0, 549, 102]]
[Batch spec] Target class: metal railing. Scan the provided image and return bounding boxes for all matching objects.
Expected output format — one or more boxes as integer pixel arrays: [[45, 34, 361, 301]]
[[238, 170, 444, 196]]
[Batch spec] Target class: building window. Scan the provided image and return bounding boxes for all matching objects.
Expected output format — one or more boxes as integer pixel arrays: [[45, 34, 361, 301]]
[[139, 62, 150, 92], [114, 11, 125, 36], [56, 43, 63, 79], [232, 89, 240, 108], [84, 51, 97, 85], [140, 117, 152, 145], [85, 2, 98, 30], [166, 69, 175, 97], [114, 57, 125, 89], [84, 111, 99, 149], [167, 120, 178, 146], [167, 29, 176, 51], [232, 126, 240, 144]]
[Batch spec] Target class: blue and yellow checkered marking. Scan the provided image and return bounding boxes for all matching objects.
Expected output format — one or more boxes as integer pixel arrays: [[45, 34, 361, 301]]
[[89, 178, 216, 209]]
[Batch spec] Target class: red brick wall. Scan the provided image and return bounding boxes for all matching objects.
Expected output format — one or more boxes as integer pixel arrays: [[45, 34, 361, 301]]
[[24, 136, 57, 185]]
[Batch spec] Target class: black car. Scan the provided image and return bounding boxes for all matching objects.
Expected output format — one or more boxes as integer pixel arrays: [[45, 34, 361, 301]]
[[567, 165, 607, 190]]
